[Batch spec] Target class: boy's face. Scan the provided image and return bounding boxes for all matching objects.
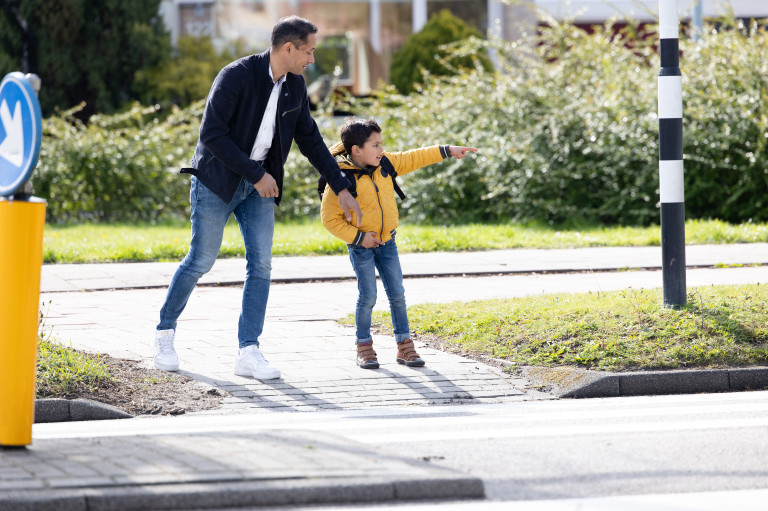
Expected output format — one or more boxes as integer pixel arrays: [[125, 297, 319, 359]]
[[352, 131, 383, 168]]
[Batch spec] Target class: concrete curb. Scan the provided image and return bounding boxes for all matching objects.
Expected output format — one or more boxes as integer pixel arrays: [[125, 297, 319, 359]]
[[0, 469, 484, 511], [34, 365, 768, 424], [34, 398, 132, 423], [517, 365, 768, 398]]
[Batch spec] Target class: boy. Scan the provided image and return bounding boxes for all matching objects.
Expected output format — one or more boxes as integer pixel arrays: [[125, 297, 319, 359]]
[[320, 117, 477, 369]]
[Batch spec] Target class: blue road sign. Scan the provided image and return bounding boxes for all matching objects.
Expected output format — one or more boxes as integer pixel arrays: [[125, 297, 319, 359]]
[[0, 72, 42, 197]]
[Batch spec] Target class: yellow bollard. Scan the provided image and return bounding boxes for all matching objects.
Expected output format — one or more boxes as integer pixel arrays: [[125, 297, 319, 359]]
[[0, 198, 46, 447]]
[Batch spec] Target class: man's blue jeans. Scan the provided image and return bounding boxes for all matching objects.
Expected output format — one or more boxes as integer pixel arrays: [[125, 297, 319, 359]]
[[158, 177, 274, 348], [347, 237, 410, 345]]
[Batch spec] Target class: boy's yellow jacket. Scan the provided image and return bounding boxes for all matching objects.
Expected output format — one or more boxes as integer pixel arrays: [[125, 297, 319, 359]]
[[321, 141, 450, 245]]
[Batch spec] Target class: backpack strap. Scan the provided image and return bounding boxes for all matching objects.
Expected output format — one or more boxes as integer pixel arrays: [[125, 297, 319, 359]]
[[379, 156, 406, 200], [317, 176, 327, 200]]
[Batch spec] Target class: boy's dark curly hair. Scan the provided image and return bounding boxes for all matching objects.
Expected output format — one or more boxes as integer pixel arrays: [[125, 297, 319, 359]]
[[340, 117, 381, 154]]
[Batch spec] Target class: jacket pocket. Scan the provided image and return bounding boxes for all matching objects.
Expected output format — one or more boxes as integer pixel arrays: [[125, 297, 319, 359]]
[[281, 105, 300, 118]]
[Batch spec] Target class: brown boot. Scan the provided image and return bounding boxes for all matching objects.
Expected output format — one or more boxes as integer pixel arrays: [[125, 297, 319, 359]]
[[396, 339, 425, 367], [356, 342, 379, 369]]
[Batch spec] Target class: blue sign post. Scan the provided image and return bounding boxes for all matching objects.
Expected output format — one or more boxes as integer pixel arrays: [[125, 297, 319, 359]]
[[0, 72, 42, 197], [0, 72, 46, 448]]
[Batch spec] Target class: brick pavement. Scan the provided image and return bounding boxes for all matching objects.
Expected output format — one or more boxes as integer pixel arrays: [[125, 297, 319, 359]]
[[1, 428, 484, 510], [39, 281, 543, 414]]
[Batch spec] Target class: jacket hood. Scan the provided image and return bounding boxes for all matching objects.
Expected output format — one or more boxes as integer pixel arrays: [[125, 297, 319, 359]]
[[329, 140, 366, 170], [329, 141, 347, 157]]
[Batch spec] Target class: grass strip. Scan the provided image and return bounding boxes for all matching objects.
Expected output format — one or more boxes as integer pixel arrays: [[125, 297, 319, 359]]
[[42, 218, 768, 264], [359, 284, 768, 372]]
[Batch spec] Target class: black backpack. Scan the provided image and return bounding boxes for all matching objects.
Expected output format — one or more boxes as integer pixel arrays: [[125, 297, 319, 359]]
[[318, 155, 405, 201]]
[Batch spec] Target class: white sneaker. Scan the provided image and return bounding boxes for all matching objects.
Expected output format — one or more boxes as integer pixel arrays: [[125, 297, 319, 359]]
[[153, 329, 179, 371], [234, 345, 281, 380]]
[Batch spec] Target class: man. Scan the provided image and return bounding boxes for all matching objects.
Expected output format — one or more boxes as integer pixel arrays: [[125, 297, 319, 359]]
[[152, 16, 362, 380]]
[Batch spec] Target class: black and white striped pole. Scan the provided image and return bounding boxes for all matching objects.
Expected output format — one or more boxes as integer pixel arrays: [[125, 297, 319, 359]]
[[658, 0, 686, 308]]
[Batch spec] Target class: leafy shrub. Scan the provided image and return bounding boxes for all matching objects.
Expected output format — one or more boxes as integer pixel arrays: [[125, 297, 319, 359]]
[[133, 36, 246, 108], [32, 15, 768, 227], [33, 101, 338, 224], [683, 19, 768, 223], [334, 15, 768, 225], [389, 9, 491, 95], [342, 22, 659, 225], [34, 102, 201, 224]]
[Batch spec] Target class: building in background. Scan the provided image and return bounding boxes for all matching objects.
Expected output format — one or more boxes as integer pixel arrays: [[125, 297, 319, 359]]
[[159, 0, 534, 95], [158, 1, 767, 96], [535, 0, 768, 26]]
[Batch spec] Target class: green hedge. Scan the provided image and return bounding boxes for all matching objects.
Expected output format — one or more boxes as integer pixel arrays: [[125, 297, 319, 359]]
[[336, 17, 768, 225], [32, 17, 768, 226], [34, 103, 200, 224]]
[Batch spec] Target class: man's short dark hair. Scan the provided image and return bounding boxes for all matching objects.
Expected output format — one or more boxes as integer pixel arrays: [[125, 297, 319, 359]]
[[340, 117, 382, 154], [272, 16, 318, 49]]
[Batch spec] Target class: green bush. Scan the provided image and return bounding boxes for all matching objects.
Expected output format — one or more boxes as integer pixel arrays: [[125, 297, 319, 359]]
[[33, 101, 337, 224], [335, 16, 768, 225], [683, 19, 768, 223], [34, 102, 201, 224], [389, 9, 491, 95], [133, 36, 246, 108], [340, 21, 659, 225], [32, 16, 768, 227]]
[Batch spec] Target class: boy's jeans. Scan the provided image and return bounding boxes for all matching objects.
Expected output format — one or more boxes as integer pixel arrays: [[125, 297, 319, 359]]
[[157, 176, 274, 348], [347, 237, 411, 344]]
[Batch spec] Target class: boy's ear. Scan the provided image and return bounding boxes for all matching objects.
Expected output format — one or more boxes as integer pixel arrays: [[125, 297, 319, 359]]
[[351, 145, 361, 155]]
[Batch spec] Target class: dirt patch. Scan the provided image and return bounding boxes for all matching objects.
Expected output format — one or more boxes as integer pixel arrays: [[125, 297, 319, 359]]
[[38, 353, 225, 417]]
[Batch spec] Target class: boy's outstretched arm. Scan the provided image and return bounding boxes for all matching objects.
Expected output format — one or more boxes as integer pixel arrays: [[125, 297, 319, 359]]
[[449, 146, 478, 159]]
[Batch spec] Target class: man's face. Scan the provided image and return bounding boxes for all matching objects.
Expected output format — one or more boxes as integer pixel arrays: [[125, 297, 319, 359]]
[[286, 33, 317, 75], [354, 131, 384, 168]]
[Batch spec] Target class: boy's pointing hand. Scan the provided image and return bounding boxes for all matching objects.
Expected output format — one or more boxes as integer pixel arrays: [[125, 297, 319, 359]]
[[450, 146, 478, 159]]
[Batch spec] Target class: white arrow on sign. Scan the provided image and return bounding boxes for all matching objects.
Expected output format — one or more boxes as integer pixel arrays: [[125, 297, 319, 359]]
[[0, 99, 24, 168]]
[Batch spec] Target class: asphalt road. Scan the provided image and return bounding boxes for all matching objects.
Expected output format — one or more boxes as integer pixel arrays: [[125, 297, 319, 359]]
[[35, 389, 768, 510]]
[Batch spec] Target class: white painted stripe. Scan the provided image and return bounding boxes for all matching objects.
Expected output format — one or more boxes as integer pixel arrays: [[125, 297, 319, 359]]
[[35, 414, 768, 444], [659, 0, 680, 39], [34, 397, 768, 441], [304, 488, 768, 511], [658, 75, 682, 118], [659, 159, 684, 203], [342, 416, 768, 444]]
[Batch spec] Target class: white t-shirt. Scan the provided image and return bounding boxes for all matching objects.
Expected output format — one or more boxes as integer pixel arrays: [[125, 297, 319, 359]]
[[250, 66, 287, 162]]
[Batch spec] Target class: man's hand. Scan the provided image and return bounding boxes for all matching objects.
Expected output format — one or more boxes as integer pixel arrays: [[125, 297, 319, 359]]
[[449, 146, 479, 159], [338, 189, 363, 227], [361, 232, 385, 248], [254, 173, 279, 198]]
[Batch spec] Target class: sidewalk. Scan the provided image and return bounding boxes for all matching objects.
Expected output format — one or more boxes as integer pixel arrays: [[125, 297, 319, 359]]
[[3, 244, 766, 510], [39, 243, 768, 292]]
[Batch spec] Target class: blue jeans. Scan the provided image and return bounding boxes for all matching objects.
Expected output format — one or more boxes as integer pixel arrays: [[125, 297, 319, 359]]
[[158, 177, 274, 348], [347, 237, 410, 345]]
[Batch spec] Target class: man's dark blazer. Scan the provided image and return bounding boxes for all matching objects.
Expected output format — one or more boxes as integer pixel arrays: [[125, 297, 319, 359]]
[[182, 49, 350, 205]]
